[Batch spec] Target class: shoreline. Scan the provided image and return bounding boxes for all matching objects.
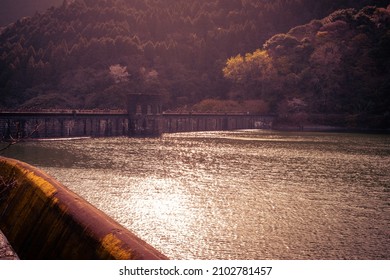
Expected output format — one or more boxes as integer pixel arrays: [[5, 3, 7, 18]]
[[273, 125, 390, 134], [1, 127, 389, 145]]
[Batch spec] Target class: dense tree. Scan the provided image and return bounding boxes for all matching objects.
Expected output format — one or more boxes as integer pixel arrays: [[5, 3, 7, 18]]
[[223, 5, 390, 128], [0, 0, 63, 26], [223, 50, 276, 101], [0, 0, 389, 129]]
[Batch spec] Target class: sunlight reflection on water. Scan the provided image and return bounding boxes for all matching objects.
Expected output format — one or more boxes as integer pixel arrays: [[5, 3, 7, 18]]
[[4, 130, 390, 259]]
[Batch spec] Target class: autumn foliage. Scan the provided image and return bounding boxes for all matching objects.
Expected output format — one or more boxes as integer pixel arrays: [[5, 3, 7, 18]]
[[223, 6, 390, 128]]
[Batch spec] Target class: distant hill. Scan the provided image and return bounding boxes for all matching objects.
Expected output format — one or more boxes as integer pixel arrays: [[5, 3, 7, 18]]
[[0, 0, 62, 26], [0, 0, 389, 129], [223, 5, 390, 128]]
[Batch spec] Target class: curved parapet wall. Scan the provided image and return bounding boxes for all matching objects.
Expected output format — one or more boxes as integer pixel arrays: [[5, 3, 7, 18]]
[[0, 157, 168, 260]]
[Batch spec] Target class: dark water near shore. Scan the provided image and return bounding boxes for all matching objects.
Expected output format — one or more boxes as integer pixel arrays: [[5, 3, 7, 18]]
[[3, 130, 390, 259]]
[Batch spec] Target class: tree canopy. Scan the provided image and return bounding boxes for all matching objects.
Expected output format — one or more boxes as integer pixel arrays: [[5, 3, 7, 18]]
[[223, 5, 390, 128], [0, 0, 389, 128]]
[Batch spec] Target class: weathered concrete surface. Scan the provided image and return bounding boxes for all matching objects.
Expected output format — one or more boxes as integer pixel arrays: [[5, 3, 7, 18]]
[[1, 110, 275, 139], [0, 156, 167, 260], [0, 230, 18, 260]]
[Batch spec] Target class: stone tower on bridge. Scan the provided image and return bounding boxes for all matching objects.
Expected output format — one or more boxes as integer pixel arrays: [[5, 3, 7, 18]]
[[127, 93, 163, 136]]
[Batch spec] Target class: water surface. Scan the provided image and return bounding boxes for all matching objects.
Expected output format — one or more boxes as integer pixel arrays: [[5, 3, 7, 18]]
[[3, 130, 389, 259]]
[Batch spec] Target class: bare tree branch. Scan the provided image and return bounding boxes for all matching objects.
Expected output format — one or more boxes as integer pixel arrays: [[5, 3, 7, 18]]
[[0, 122, 41, 153]]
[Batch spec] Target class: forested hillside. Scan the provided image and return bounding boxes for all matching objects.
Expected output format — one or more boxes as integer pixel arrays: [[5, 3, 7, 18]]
[[224, 5, 390, 128], [0, 0, 389, 128], [0, 0, 63, 26]]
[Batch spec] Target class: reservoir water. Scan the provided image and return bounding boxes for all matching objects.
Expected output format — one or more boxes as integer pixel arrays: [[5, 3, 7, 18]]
[[2, 130, 389, 259]]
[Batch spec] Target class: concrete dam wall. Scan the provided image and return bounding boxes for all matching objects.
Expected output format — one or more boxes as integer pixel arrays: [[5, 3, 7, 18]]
[[0, 157, 167, 260], [0, 111, 274, 139], [0, 111, 130, 139], [161, 113, 273, 133]]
